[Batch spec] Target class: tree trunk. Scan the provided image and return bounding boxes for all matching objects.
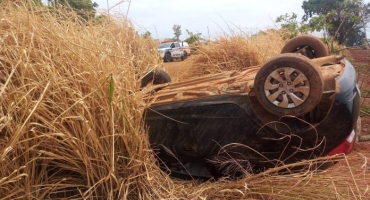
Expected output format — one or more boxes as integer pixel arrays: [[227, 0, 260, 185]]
[[361, 4, 370, 47]]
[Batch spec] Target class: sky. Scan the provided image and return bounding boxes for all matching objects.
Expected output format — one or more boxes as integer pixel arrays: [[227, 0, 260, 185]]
[[95, 0, 370, 41]]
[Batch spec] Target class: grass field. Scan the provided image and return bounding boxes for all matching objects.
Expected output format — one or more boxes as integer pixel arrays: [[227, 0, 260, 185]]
[[0, 2, 369, 199]]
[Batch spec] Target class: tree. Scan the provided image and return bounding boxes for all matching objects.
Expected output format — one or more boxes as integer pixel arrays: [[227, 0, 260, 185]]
[[346, 30, 366, 45], [141, 31, 151, 39], [276, 12, 309, 39], [302, 0, 370, 45], [172, 24, 182, 41], [0, 0, 43, 6], [184, 29, 204, 44], [48, 0, 98, 19], [359, 2, 370, 46]]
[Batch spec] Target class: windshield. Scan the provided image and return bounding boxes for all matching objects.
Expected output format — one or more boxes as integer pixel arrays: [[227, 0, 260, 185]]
[[158, 43, 171, 48]]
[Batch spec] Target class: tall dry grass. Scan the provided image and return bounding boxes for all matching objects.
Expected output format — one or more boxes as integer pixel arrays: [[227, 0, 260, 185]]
[[0, 2, 172, 199], [0, 2, 369, 199], [188, 29, 286, 77]]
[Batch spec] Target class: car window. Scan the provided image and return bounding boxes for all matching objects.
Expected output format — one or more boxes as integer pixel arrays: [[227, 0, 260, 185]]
[[174, 43, 180, 48], [158, 43, 171, 48], [178, 42, 188, 47]]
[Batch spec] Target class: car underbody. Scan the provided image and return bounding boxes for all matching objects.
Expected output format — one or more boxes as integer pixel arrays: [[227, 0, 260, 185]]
[[142, 36, 361, 180]]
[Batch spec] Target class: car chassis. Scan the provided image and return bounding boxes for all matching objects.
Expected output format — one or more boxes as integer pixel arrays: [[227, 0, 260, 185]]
[[142, 36, 361, 179]]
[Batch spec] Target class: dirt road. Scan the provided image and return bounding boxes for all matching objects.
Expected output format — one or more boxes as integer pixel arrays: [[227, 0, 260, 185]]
[[162, 59, 192, 82]]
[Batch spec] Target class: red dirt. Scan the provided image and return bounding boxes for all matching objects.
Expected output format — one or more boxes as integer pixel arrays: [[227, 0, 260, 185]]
[[330, 49, 370, 180], [163, 59, 192, 82], [346, 49, 370, 143]]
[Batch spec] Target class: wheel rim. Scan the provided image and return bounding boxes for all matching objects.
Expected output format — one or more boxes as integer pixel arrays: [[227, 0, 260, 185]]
[[296, 46, 315, 59], [264, 67, 310, 108]]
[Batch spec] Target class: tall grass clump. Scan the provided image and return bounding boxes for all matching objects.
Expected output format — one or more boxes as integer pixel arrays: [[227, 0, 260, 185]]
[[188, 29, 285, 77], [248, 29, 286, 60], [0, 2, 175, 199], [189, 36, 261, 76]]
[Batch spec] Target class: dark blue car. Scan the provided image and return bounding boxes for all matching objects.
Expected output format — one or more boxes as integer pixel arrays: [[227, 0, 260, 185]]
[[142, 36, 361, 179]]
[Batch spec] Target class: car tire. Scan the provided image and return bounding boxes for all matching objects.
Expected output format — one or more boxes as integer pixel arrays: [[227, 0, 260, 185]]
[[181, 51, 187, 61], [140, 69, 171, 88], [254, 53, 324, 116], [164, 53, 172, 62], [281, 35, 329, 59]]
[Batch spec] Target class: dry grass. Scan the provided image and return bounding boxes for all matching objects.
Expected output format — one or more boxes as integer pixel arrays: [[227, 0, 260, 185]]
[[248, 29, 287, 61], [188, 37, 261, 76], [0, 2, 170, 199], [0, 2, 369, 199], [187, 29, 286, 77], [187, 153, 370, 199]]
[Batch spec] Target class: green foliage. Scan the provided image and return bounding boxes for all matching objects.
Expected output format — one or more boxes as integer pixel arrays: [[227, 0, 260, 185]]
[[276, 12, 309, 39], [184, 29, 204, 44], [302, 0, 370, 45], [0, 0, 43, 6], [48, 0, 98, 9], [172, 24, 182, 41], [141, 31, 151, 39], [346, 31, 366, 46], [48, 0, 98, 20], [48, 0, 98, 10], [302, 0, 345, 21]]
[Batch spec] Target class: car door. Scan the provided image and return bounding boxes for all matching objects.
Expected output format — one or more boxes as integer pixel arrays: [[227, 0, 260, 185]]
[[171, 42, 183, 58]]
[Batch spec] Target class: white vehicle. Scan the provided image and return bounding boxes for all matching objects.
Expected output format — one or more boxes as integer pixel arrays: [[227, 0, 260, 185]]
[[158, 42, 187, 62], [178, 41, 191, 56]]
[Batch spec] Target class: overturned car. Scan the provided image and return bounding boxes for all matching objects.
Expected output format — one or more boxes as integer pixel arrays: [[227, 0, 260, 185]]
[[142, 35, 361, 179]]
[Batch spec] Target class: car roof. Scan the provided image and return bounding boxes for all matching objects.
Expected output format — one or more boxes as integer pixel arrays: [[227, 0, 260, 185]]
[[179, 41, 189, 46], [161, 41, 177, 44]]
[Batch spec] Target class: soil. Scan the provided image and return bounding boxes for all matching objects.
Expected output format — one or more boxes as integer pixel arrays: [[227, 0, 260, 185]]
[[342, 49, 370, 182], [346, 48, 370, 141], [162, 49, 370, 177], [163, 59, 192, 82]]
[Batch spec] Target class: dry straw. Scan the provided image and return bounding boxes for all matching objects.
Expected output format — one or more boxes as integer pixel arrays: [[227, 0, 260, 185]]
[[187, 29, 286, 78], [0, 1, 369, 199], [0, 2, 170, 199]]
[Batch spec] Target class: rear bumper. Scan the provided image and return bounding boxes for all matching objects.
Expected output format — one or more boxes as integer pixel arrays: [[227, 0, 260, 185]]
[[327, 129, 356, 156]]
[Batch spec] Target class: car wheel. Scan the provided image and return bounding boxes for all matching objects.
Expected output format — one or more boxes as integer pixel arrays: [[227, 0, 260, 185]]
[[140, 69, 171, 88], [164, 53, 172, 62], [181, 51, 188, 61], [254, 53, 324, 116], [281, 35, 329, 59]]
